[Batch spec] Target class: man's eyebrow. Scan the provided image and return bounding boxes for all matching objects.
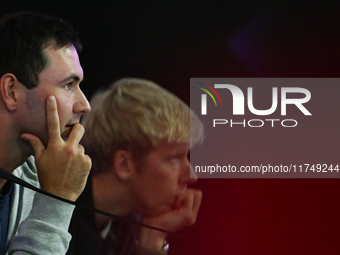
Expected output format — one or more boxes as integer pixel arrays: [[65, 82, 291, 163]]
[[60, 74, 84, 83]]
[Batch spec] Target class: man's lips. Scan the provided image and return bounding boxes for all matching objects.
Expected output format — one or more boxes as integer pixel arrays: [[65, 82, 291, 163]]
[[61, 123, 78, 139], [65, 121, 80, 129]]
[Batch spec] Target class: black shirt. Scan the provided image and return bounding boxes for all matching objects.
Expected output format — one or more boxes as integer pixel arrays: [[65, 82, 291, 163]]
[[67, 175, 140, 255]]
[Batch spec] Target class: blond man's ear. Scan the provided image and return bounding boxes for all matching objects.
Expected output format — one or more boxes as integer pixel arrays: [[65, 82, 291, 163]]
[[112, 150, 136, 182]]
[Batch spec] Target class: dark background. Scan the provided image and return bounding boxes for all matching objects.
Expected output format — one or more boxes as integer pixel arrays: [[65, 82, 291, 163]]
[[3, 1, 340, 254]]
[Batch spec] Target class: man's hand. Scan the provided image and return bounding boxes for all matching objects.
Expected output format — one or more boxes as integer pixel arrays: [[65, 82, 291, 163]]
[[21, 95, 91, 201], [138, 188, 202, 250]]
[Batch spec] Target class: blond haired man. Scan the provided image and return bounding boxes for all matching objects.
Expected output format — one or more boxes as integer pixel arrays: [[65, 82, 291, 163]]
[[68, 78, 203, 255]]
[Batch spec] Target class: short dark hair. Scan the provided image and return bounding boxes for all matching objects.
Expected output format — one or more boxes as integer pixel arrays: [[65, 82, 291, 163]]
[[0, 12, 82, 89]]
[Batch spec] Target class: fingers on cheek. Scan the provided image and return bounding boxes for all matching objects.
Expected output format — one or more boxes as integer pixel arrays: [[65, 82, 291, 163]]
[[184, 191, 201, 226], [184, 209, 197, 226], [196, 190, 203, 200], [64, 142, 85, 156], [175, 197, 183, 208], [191, 190, 202, 212], [78, 144, 85, 153], [73, 124, 85, 136], [48, 119, 60, 130], [62, 145, 77, 158], [77, 150, 92, 172], [86, 155, 92, 171], [176, 194, 191, 210]]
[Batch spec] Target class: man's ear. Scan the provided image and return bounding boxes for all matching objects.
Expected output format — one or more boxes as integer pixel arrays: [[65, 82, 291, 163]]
[[0, 73, 21, 111], [112, 150, 136, 181]]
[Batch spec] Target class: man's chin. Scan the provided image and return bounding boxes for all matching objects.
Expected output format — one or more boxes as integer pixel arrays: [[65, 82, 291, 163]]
[[61, 127, 72, 140], [22, 139, 35, 156]]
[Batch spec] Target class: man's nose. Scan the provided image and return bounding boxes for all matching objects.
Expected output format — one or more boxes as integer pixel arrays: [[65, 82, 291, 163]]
[[180, 159, 198, 185], [74, 89, 91, 113], [187, 164, 198, 184]]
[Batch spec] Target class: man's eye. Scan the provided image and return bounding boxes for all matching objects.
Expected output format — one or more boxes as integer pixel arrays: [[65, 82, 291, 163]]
[[65, 83, 72, 91]]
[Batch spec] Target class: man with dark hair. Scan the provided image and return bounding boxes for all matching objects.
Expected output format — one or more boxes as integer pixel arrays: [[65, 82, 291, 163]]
[[0, 12, 91, 254]]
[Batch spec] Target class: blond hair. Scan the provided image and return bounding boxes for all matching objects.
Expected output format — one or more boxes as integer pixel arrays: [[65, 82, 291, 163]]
[[81, 78, 203, 173]]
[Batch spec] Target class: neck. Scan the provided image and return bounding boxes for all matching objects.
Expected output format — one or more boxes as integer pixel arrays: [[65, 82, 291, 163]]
[[0, 122, 32, 190], [92, 171, 133, 230]]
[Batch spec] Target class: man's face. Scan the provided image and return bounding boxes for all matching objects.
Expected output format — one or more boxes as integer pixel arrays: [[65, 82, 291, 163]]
[[20, 44, 90, 145], [130, 142, 197, 216]]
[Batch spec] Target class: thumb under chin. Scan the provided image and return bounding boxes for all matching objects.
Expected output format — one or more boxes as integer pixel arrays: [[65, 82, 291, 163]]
[[20, 133, 45, 153]]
